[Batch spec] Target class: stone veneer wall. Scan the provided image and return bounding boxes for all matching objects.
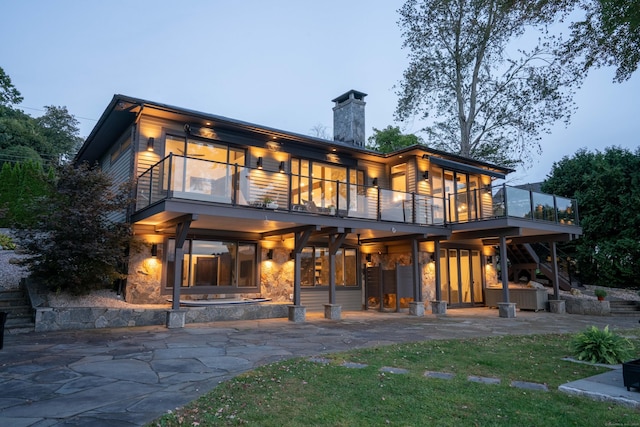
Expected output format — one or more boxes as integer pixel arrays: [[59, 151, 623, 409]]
[[34, 303, 290, 332], [374, 251, 436, 310], [260, 247, 294, 302], [125, 240, 166, 304]]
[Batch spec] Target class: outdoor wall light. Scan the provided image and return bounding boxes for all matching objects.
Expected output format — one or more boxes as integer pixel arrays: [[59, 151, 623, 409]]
[[150, 244, 158, 258], [257, 157, 263, 169], [146, 137, 155, 152], [267, 249, 274, 260], [423, 171, 429, 181], [279, 161, 285, 173], [366, 254, 372, 263], [372, 178, 378, 188]]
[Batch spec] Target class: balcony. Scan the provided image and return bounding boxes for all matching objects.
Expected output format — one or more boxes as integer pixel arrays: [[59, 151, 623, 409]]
[[135, 155, 578, 228]]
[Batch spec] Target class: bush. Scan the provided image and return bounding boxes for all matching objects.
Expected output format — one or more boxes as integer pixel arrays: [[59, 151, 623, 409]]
[[570, 325, 634, 364], [17, 162, 133, 295], [0, 232, 15, 250]]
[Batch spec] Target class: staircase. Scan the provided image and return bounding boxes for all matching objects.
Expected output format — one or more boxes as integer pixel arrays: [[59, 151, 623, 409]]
[[609, 300, 640, 317], [507, 243, 572, 291], [0, 286, 34, 334]]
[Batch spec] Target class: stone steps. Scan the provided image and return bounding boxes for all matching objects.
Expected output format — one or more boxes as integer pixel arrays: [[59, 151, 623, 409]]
[[0, 287, 34, 334], [609, 300, 640, 317]]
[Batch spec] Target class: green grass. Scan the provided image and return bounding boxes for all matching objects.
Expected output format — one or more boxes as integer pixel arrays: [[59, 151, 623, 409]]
[[150, 329, 640, 426]]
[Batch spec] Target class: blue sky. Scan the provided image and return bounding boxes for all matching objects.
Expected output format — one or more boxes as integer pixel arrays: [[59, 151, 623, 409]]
[[1, 1, 638, 184]]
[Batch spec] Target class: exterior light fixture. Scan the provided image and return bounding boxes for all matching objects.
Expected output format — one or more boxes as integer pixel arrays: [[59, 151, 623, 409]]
[[366, 254, 372, 263], [146, 137, 155, 152], [257, 157, 263, 169], [151, 244, 158, 258], [372, 178, 378, 188], [423, 171, 429, 181], [279, 161, 285, 173], [267, 249, 274, 260]]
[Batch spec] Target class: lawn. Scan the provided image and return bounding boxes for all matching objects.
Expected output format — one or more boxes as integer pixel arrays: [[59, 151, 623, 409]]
[[150, 329, 640, 426]]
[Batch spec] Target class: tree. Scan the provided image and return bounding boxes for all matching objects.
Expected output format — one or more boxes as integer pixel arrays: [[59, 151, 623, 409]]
[[542, 146, 640, 288], [366, 125, 423, 153], [561, 0, 640, 83], [0, 67, 22, 107], [0, 161, 53, 228], [36, 106, 84, 162], [18, 162, 133, 295], [309, 123, 332, 140], [0, 67, 83, 163], [395, 0, 582, 167]]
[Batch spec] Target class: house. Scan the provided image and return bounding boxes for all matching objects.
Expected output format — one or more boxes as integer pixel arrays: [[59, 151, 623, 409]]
[[75, 90, 581, 324]]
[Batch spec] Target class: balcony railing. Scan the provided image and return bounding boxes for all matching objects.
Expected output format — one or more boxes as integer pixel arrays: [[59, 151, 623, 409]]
[[136, 155, 578, 227], [447, 184, 578, 225]]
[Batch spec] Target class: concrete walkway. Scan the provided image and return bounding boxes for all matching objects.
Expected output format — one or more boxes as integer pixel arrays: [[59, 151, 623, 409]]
[[0, 308, 638, 426]]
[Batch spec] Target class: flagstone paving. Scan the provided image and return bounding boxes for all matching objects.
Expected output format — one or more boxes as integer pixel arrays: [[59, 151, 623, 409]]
[[0, 308, 638, 426]]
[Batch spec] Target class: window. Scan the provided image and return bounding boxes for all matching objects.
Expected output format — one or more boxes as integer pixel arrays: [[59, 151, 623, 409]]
[[165, 239, 257, 292], [300, 247, 357, 287], [291, 159, 361, 211]]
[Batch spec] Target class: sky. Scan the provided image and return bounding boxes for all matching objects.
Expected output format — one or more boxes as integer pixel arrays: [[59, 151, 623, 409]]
[[1, 1, 638, 185]]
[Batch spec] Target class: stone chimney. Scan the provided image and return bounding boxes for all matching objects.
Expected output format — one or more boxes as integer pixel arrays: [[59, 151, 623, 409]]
[[332, 90, 367, 147]]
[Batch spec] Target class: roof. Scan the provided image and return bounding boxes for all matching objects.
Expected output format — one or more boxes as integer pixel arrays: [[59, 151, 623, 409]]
[[75, 94, 513, 178]]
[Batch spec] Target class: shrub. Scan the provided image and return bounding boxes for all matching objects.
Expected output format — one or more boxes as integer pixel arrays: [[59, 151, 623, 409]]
[[0, 232, 15, 250], [570, 325, 634, 364]]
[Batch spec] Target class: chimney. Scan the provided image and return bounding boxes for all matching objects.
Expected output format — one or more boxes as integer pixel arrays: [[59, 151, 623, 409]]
[[332, 89, 367, 147]]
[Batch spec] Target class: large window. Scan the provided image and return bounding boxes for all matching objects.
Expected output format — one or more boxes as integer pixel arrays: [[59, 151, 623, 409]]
[[291, 159, 363, 212], [300, 247, 357, 287], [165, 239, 257, 292]]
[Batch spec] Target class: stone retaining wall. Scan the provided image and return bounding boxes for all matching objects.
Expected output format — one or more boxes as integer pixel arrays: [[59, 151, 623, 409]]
[[34, 303, 290, 332], [561, 295, 610, 316]]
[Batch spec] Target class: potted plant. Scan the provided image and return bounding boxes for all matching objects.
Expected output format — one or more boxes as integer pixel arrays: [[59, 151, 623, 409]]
[[328, 204, 336, 215], [263, 196, 277, 209], [594, 288, 607, 301]]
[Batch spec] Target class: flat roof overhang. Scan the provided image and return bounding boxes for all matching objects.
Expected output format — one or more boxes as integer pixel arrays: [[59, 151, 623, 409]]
[[130, 199, 451, 242], [449, 217, 582, 244]]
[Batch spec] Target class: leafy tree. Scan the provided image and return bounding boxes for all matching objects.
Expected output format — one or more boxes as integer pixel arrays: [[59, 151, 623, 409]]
[[558, 0, 640, 83], [0, 66, 83, 163], [395, 0, 582, 167], [0, 67, 22, 106], [0, 161, 53, 227], [36, 106, 84, 162], [542, 146, 640, 288], [17, 162, 133, 295], [366, 125, 423, 153]]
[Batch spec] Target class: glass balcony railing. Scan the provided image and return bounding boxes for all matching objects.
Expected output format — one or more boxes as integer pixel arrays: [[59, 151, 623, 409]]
[[445, 185, 578, 225], [136, 155, 578, 227]]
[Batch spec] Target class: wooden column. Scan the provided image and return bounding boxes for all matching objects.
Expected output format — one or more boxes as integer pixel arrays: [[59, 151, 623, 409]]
[[499, 235, 510, 303], [550, 241, 560, 300], [171, 215, 196, 310], [412, 238, 421, 301], [434, 240, 442, 301]]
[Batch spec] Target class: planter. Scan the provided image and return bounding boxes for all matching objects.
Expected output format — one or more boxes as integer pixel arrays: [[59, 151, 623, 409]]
[[623, 358, 640, 391], [597, 296, 605, 301]]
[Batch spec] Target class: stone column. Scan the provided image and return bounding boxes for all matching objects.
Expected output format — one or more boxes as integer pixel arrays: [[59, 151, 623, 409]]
[[166, 310, 186, 328], [409, 301, 425, 317], [431, 300, 447, 315], [498, 302, 516, 318], [288, 305, 306, 322], [324, 304, 341, 320], [549, 299, 566, 313]]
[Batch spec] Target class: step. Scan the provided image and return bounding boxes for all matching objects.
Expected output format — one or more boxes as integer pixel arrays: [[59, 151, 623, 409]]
[[610, 311, 640, 317]]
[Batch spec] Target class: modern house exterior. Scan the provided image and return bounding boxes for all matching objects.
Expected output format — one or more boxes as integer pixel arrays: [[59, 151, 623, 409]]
[[75, 90, 581, 322]]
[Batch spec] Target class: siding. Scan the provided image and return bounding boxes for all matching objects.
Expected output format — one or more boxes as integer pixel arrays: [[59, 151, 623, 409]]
[[101, 132, 133, 223], [301, 288, 362, 312]]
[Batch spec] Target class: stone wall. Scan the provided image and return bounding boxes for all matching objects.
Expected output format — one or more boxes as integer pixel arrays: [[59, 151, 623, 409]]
[[561, 295, 611, 316], [261, 247, 294, 302], [125, 240, 166, 304], [34, 303, 290, 332]]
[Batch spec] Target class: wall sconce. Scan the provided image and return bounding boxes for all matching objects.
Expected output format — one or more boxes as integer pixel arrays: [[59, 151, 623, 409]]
[[365, 254, 372, 263], [146, 137, 155, 152], [372, 178, 378, 188], [423, 171, 429, 181], [267, 249, 274, 260], [257, 157, 263, 169], [486, 255, 493, 264], [279, 161, 285, 173], [150, 244, 158, 258]]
